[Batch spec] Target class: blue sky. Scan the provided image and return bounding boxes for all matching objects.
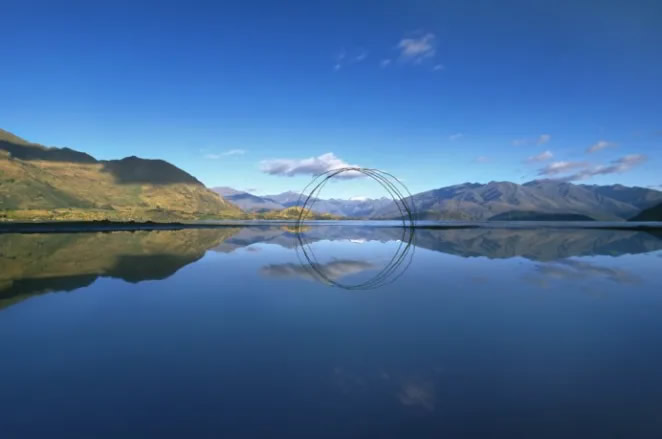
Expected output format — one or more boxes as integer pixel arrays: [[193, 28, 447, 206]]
[[2, 0, 660, 198]]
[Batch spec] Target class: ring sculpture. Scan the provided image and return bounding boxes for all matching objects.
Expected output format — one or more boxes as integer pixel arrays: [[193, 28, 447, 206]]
[[293, 167, 417, 290]]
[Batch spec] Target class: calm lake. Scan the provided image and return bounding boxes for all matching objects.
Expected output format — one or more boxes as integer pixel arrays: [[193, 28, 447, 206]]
[[2, 224, 662, 438]]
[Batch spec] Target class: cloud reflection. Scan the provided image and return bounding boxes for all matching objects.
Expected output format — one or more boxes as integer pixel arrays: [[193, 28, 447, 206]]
[[261, 259, 375, 282], [529, 259, 639, 286], [398, 379, 437, 411]]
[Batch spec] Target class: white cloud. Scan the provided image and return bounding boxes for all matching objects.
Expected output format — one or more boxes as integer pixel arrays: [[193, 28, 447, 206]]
[[526, 150, 553, 163], [396, 33, 436, 63], [204, 149, 246, 160], [537, 154, 647, 181], [449, 133, 463, 141], [380, 58, 392, 68], [473, 156, 491, 164], [586, 140, 616, 153], [432, 63, 445, 71], [260, 152, 363, 178]]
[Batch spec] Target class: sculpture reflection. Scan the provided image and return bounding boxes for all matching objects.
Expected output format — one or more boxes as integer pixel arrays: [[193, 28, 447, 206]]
[[293, 224, 415, 290]]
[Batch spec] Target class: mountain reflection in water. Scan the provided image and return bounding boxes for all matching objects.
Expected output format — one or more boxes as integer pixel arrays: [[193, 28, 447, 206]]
[[1, 225, 661, 309]]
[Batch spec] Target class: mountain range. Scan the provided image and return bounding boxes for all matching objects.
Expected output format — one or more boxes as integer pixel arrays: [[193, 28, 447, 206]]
[[2, 127, 661, 222], [212, 187, 394, 218], [376, 180, 662, 221], [214, 182, 662, 221]]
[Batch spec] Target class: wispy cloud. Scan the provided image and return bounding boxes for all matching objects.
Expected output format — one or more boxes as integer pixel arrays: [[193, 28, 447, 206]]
[[512, 139, 526, 146], [333, 48, 368, 71], [537, 154, 647, 181], [586, 140, 616, 153], [396, 33, 436, 63], [538, 160, 588, 176], [526, 150, 553, 163], [260, 152, 363, 178], [513, 134, 551, 146], [575, 154, 647, 179], [537, 134, 551, 145], [380, 59, 392, 68], [473, 156, 491, 164], [432, 63, 445, 71], [334, 50, 346, 71], [449, 133, 463, 141], [204, 149, 246, 160]]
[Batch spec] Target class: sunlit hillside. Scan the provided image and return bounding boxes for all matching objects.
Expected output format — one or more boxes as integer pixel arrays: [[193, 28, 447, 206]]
[[0, 129, 243, 221]]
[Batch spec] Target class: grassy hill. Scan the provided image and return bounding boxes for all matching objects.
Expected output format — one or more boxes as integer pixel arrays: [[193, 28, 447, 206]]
[[0, 128, 243, 221], [630, 202, 662, 221], [255, 206, 341, 220], [488, 211, 595, 221]]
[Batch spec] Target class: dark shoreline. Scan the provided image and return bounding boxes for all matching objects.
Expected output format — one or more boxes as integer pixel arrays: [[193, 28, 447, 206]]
[[0, 220, 242, 234], [0, 220, 477, 234], [1, 220, 661, 234]]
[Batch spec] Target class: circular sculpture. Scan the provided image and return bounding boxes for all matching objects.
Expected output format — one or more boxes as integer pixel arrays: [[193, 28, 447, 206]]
[[294, 167, 417, 290]]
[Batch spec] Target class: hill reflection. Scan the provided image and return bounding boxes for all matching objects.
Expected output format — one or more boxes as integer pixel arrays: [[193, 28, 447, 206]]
[[0, 229, 238, 309]]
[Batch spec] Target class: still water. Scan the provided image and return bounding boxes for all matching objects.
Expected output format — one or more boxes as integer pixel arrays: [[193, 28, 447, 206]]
[[2, 225, 662, 438]]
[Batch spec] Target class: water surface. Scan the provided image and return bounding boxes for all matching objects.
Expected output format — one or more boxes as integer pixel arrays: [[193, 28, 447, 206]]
[[2, 225, 662, 438]]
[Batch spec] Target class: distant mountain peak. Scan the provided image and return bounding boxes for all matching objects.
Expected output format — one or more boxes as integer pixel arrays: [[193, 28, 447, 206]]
[[211, 186, 245, 197]]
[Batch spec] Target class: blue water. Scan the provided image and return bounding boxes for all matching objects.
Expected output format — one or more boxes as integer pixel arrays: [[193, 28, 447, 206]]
[[1, 225, 662, 438]]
